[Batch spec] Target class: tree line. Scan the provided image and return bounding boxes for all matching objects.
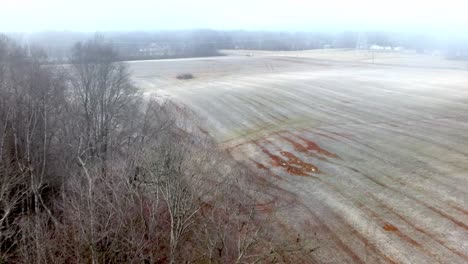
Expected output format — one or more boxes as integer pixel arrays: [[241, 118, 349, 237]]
[[10, 30, 468, 62], [0, 35, 310, 263]]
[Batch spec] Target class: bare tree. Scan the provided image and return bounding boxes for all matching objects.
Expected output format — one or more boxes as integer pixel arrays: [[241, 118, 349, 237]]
[[0, 35, 311, 264], [69, 37, 139, 170], [0, 35, 68, 262]]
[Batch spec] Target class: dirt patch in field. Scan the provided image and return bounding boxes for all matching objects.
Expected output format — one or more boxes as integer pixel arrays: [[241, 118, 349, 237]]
[[383, 224, 399, 232], [255, 141, 319, 176], [294, 134, 339, 158]]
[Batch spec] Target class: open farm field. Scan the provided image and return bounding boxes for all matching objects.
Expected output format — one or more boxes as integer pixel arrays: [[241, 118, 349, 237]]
[[130, 50, 468, 263]]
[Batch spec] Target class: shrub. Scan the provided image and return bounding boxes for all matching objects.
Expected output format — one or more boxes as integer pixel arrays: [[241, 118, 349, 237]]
[[176, 73, 194, 80]]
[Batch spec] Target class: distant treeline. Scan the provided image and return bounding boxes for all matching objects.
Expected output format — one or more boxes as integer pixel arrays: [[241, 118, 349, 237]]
[[7, 30, 468, 62]]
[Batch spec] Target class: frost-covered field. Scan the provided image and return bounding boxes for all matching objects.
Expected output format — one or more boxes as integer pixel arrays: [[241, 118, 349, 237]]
[[130, 50, 468, 263]]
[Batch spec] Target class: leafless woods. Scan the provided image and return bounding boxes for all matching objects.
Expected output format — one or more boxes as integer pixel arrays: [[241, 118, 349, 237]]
[[0, 36, 308, 263]]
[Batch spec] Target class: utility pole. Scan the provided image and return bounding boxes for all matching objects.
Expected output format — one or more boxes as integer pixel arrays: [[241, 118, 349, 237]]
[[356, 32, 368, 50]]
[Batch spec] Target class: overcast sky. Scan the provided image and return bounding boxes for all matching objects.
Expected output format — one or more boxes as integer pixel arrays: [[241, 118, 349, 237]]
[[1, 0, 468, 33]]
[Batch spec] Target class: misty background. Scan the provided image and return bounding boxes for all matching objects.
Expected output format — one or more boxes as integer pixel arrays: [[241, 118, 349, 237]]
[[1, 0, 468, 61]]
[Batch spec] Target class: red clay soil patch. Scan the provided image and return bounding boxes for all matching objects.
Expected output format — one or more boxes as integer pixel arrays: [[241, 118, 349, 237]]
[[280, 151, 318, 174], [383, 224, 399, 232], [232, 131, 337, 177], [254, 161, 269, 170], [280, 135, 320, 156], [248, 159, 283, 180], [256, 142, 319, 176], [294, 134, 339, 158], [279, 135, 308, 153]]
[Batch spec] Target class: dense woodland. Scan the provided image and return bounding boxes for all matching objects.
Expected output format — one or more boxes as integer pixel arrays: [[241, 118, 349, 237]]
[[0, 35, 309, 263], [8, 30, 468, 62]]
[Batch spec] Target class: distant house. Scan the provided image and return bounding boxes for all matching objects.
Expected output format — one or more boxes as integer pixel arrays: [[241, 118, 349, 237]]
[[139, 43, 170, 57], [370, 45, 401, 51], [370, 45, 384, 50]]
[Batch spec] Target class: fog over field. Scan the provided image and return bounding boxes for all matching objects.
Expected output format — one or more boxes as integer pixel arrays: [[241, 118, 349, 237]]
[[1, 1, 468, 263], [2, 0, 468, 32]]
